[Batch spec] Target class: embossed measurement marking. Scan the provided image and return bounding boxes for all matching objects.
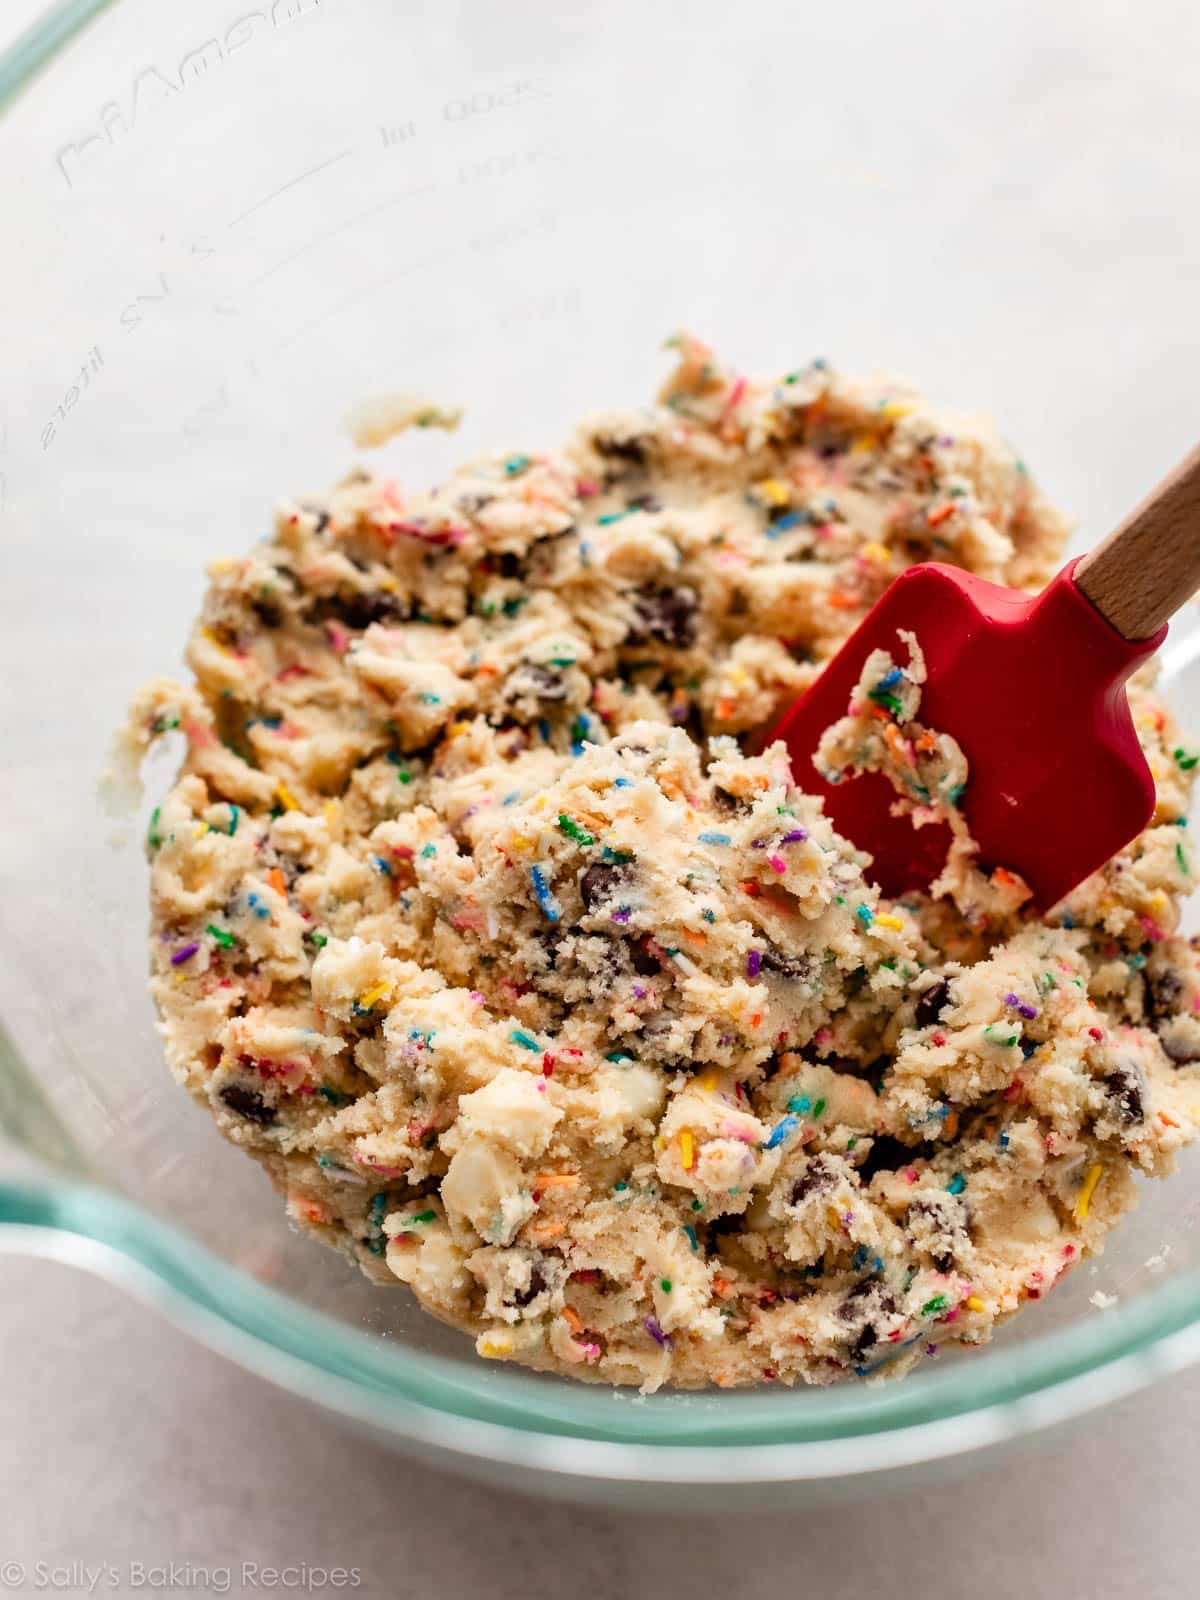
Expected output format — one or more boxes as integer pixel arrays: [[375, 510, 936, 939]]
[[39, 348, 105, 451], [227, 149, 354, 228], [246, 183, 439, 288]]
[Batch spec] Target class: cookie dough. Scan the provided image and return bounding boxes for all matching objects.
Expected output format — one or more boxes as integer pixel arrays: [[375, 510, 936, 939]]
[[120, 335, 1200, 1389]]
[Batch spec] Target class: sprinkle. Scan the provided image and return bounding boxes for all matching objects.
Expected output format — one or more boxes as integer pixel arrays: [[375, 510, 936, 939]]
[[510, 1029, 541, 1052], [767, 854, 788, 873], [613, 777, 632, 788], [504, 454, 531, 475], [680, 1129, 696, 1170], [644, 1316, 671, 1348], [747, 950, 762, 978], [205, 923, 236, 949], [966, 1295, 986, 1313], [478, 1333, 514, 1359], [765, 1115, 799, 1150], [921, 1294, 949, 1317], [926, 502, 956, 527], [605, 1051, 633, 1064], [358, 981, 391, 1011], [755, 477, 791, 507], [1174, 748, 1199, 771], [684, 1225, 699, 1251], [170, 942, 199, 966], [1076, 1162, 1103, 1220], [530, 864, 561, 921], [874, 913, 904, 931], [698, 831, 732, 845], [946, 1173, 966, 1196], [147, 807, 163, 849], [420, 842, 437, 859], [1003, 992, 1038, 1020], [267, 866, 287, 898], [1178, 841, 1189, 874], [812, 1098, 826, 1119], [767, 511, 804, 535], [557, 813, 595, 846], [276, 781, 301, 812], [779, 829, 808, 845], [787, 1095, 812, 1114], [855, 905, 874, 928], [660, 1278, 673, 1293]]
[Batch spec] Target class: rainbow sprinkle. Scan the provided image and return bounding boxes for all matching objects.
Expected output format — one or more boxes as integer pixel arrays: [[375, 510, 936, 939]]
[[1076, 1163, 1103, 1219], [557, 814, 594, 846], [764, 1115, 799, 1151], [530, 864, 561, 921]]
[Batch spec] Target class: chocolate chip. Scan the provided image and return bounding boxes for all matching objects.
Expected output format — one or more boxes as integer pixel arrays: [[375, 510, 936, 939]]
[[838, 1280, 899, 1361], [630, 942, 660, 976], [506, 663, 568, 702], [580, 861, 633, 912], [532, 927, 564, 971], [760, 948, 812, 983], [914, 979, 952, 1029], [594, 434, 648, 465], [312, 589, 406, 630], [629, 585, 698, 649], [1103, 1064, 1146, 1124], [249, 595, 284, 628], [635, 1010, 689, 1065], [906, 1191, 969, 1272], [711, 786, 753, 816], [790, 1155, 837, 1204], [1146, 967, 1184, 1022], [299, 503, 331, 533], [218, 1084, 276, 1125], [511, 1262, 547, 1307]]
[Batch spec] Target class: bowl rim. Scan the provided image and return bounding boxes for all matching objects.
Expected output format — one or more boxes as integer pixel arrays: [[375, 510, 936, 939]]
[[4, 1175, 1200, 1483], [0, 0, 117, 116]]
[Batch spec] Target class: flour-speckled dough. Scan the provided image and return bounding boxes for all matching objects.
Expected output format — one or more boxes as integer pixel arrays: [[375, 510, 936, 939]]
[[119, 335, 1200, 1389]]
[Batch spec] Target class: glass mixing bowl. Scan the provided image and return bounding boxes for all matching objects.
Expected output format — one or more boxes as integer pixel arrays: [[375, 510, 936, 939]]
[[5, 0, 1200, 1507]]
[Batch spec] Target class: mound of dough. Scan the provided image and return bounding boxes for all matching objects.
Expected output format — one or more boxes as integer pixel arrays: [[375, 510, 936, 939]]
[[122, 336, 1200, 1389]]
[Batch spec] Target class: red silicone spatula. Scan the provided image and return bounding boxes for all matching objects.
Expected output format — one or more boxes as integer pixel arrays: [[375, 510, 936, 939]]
[[769, 441, 1200, 909]]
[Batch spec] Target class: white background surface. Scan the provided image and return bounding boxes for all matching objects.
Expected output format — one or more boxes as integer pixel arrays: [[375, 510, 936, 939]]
[[6, 1, 1200, 1594]]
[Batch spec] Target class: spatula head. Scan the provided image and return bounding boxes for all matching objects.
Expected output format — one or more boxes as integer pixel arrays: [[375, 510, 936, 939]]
[[768, 558, 1165, 909]]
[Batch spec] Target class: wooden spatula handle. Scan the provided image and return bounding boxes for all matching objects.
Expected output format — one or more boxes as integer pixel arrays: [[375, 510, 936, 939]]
[[1076, 440, 1200, 640]]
